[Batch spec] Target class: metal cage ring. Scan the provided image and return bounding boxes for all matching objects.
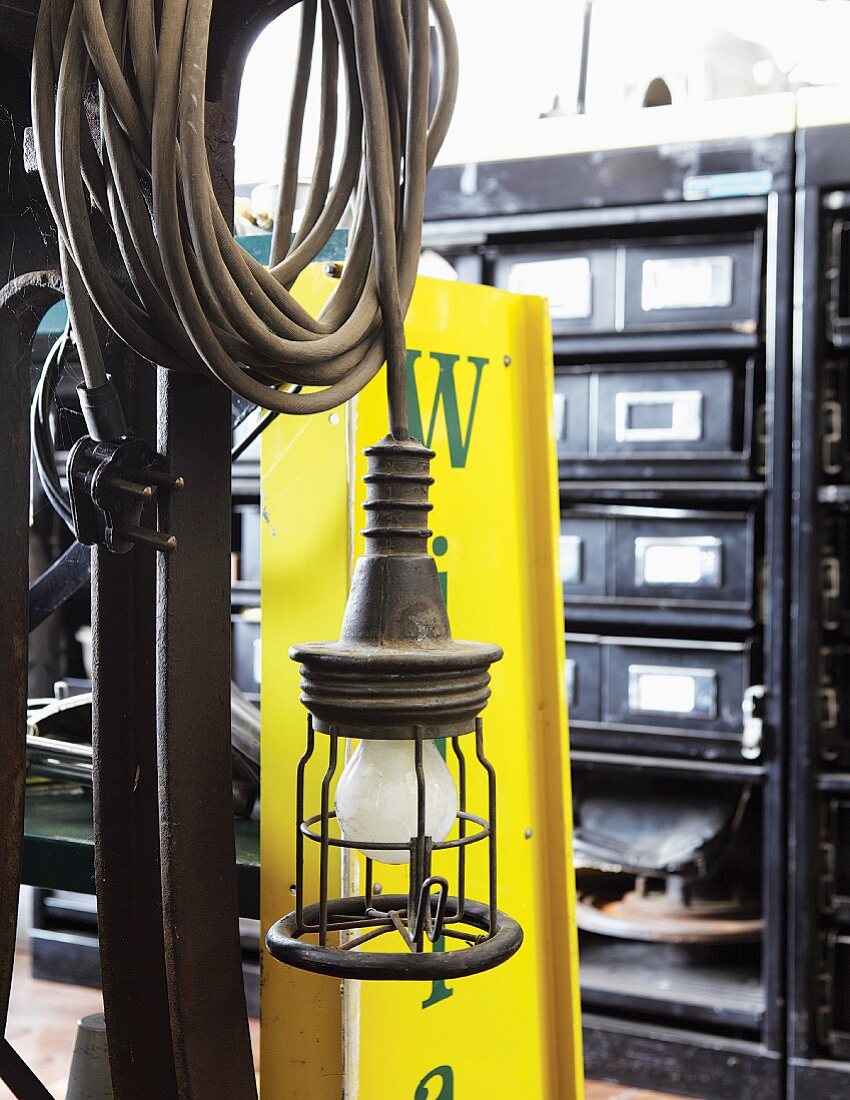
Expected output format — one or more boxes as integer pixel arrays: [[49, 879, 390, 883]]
[[266, 895, 523, 980]]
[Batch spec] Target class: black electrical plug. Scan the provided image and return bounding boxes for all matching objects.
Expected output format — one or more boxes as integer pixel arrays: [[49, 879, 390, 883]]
[[68, 377, 183, 554]]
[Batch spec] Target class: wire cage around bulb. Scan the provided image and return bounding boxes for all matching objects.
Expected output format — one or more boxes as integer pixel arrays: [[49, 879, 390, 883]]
[[265, 434, 523, 980], [265, 713, 523, 980]]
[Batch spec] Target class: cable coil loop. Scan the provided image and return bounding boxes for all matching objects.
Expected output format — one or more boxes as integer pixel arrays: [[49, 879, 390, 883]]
[[31, 0, 458, 436]]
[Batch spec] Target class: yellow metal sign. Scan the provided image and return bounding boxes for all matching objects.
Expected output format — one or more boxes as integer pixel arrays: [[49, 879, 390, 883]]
[[261, 270, 582, 1099]]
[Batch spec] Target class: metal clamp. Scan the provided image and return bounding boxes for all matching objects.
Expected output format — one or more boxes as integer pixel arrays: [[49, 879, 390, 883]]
[[741, 684, 766, 760]]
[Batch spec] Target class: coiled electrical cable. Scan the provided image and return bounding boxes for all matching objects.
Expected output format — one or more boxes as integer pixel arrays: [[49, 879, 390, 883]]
[[31, 0, 458, 439]]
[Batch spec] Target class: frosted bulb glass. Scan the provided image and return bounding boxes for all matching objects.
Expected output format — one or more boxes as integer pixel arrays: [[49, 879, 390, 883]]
[[334, 739, 458, 865]]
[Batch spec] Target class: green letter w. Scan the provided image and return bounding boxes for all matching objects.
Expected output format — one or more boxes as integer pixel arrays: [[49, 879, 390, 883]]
[[406, 351, 488, 468]]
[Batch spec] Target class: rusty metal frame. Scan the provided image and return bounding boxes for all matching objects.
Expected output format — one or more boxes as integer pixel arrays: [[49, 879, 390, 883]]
[[0, 2, 296, 1097]]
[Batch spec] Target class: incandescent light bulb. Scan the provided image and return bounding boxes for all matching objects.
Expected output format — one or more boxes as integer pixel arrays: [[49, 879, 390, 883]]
[[335, 739, 458, 865]]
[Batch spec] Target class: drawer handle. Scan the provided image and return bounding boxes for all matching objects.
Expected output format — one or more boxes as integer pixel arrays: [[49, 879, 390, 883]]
[[819, 841, 837, 916], [741, 684, 765, 760], [627, 665, 717, 719], [819, 686, 839, 731], [641, 254, 734, 311], [615, 390, 703, 443], [822, 555, 841, 631], [634, 536, 722, 587], [560, 534, 583, 586], [823, 399, 843, 476]]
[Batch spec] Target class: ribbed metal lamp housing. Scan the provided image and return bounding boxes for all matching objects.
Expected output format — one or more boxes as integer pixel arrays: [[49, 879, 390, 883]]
[[290, 436, 502, 739]]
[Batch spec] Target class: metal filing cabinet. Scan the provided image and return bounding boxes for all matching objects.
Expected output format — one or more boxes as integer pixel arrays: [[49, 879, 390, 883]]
[[788, 107, 850, 1100], [425, 117, 793, 1098]]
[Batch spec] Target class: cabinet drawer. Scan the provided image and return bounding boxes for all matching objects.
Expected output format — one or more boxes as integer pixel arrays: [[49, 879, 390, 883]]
[[561, 506, 758, 630], [560, 516, 606, 599], [565, 634, 760, 754], [555, 359, 759, 480], [623, 237, 761, 333], [820, 359, 850, 482], [824, 933, 850, 1057], [497, 247, 617, 335], [494, 232, 761, 337], [827, 217, 850, 348], [820, 797, 850, 923], [817, 646, 850, 764], [564, 636, 601, 723], [819, 513, 850, 635]]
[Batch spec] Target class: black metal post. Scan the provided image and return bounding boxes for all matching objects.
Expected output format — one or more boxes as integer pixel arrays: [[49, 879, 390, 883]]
[[0, 283, 41, 1033], [156, 369, 256, 1099], [91, 356, 178, 1099]]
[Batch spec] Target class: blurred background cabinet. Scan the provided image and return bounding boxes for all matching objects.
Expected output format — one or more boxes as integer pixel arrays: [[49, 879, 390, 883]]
[[424, 122, 793, 1099]]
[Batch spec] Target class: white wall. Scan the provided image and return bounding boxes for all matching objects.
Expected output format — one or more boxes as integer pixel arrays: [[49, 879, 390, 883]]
[[233, 0, 850, 188], [233, 0, 585, 187]]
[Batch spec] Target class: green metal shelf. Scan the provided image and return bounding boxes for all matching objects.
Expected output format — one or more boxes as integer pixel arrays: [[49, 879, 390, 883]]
[[23, 785, 260, 919]]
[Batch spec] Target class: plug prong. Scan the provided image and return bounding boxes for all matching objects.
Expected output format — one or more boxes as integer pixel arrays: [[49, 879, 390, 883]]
[[123, 524, 177, 552], [109, 477, 154, 500], [147, 469, 185, 492]]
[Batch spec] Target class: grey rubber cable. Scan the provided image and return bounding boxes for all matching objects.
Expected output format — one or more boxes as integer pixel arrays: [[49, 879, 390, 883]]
[[31, 0, 458, 438]]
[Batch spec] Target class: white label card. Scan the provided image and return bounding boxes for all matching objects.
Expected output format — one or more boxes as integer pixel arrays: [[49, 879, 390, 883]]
[[641, 255, 734, 312], [509, 257, 592, 319]]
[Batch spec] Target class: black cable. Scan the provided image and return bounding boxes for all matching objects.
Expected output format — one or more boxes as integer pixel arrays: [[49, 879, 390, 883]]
[[33, 313, 285, 535], [31, 319, 75, 532]]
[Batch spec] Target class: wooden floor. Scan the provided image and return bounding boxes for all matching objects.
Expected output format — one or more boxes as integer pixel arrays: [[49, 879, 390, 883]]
[[0, 953, 690, 1099]]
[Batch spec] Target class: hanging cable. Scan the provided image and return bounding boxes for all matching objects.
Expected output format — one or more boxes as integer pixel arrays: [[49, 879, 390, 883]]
[[31, 319, 76, 532], [31, 0, 458, 439]]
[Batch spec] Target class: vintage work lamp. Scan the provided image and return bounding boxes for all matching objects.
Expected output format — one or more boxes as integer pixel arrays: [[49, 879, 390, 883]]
[[266, 430, 523, 980]]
